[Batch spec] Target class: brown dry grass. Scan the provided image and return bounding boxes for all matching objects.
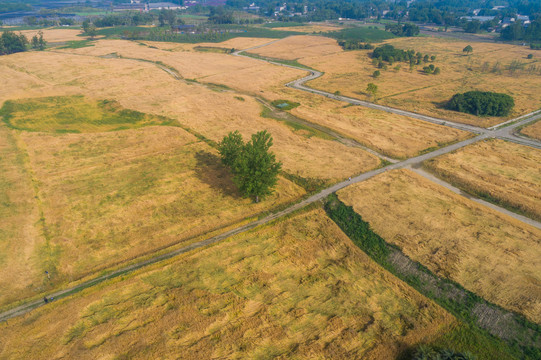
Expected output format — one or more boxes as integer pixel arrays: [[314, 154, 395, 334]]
[[51, 39, 473, 159], [0, 49, 380, 180], [520, 119, 541, 140], [424, 139, 541, 220], [0, 208, 454, 359], [338, 169, 541, 323], [196, 36, 275, 50], [275, 24, 342, 33], [249, 35, 342, 60], [304, 36, 541, 127], [18, 28, 83, 42], [0, 125, 303, 307], [0, 124, 46, 306], [287, 93, 472, 158]]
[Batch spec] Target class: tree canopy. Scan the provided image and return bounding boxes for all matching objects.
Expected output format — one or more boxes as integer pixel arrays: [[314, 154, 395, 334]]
[[446, 91, 514, 117], [218, 130, 282, 202], [0, 31, 28, 56]]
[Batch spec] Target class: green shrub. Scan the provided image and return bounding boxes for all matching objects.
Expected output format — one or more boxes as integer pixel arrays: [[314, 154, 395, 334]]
[[446, 91, 514, 117]]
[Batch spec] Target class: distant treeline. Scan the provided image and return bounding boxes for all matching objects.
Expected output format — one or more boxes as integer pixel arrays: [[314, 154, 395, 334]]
[[447, 91, 514, 117], [501, 18, 541, 42], [337, 40, 373, 50]]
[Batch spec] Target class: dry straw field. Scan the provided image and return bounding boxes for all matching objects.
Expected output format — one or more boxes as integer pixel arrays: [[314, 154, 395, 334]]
[[18, 28, 83, 43], [424, 139, 541, 221], [0, 48, 380, 181], [338, 169, 541, 324], [520, 120, 541, 140], [0, 123, 304, 307], [0, 208, 455, 359], [56, 39, 473, 159], [297, 36, 541, 127]]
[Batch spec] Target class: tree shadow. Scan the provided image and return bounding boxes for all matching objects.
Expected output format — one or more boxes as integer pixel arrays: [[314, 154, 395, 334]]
[[194, 151, 241, 199], [432, 100, 449, 109]]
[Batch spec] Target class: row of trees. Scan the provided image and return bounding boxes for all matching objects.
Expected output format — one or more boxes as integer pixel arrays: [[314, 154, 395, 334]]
[[0, 30, 46, 55], [94, 12, 155, 27], [337, 40, 373, 50], [218, 130, 281, 203], [384, 23, 420, 37], [372, 44, 435, 65], [447, 91, 514, 117]]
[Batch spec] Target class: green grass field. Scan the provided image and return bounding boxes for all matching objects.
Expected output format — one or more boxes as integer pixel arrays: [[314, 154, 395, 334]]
[[263, 21, 306, 28], [0, 95, 178, 133]]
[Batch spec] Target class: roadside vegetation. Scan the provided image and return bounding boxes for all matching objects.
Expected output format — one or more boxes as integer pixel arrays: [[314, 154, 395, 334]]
[[325, 193, 541, 359]]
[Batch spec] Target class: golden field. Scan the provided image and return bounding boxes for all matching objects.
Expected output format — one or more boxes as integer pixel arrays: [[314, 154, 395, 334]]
[[299, 36, 541, 127], [52, 38, 473, 159], [424, 139, 541, 220], [520, 119, 541, 140], [338, 169, 541, 323], [0, 49, 380, 181], [288, 93, 472, 159], [18, 28, 83, 43], [0, 124, 304, 307], [249, 34, 342, 60], [0, 208, 456, 359]]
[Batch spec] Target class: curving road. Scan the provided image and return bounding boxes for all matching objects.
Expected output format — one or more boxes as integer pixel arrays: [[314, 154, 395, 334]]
[[2, 40, 541, 323]]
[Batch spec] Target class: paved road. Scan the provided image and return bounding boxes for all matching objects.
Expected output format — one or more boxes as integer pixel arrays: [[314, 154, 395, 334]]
[[2, 41, 540, 323]]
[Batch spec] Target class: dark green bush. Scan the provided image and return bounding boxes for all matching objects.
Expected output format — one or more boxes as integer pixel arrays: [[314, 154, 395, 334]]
[[446, 91, 514, 117]]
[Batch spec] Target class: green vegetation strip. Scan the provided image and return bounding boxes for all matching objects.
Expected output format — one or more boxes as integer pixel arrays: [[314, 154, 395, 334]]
[[91, 25, 305, 44], [324, 194, 541, 360], [324, 26, 396, 42]]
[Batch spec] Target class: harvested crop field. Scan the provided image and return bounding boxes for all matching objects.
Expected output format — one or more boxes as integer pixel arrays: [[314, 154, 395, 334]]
[[249, 35, 342, 61], [0, 208, 455, 359], [304, 37, 541, 127], [0, 125, 304, 307], [51, 39, 473, 160], [424, 139, 541, 221], [196, 36, 275, 50], [338, 169, 541, 323], [287, 93, 472, 159], [18, 28, 83, 43], [0, 50, 380, 181], [520, 119, 541, 141]]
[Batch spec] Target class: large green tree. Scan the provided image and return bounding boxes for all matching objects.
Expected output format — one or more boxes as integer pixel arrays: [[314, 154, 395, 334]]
[[218, 130, 282, 203], [0, 31, 28, 55], [218, 130, 244, 167], [82, 20, 97, 39]]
